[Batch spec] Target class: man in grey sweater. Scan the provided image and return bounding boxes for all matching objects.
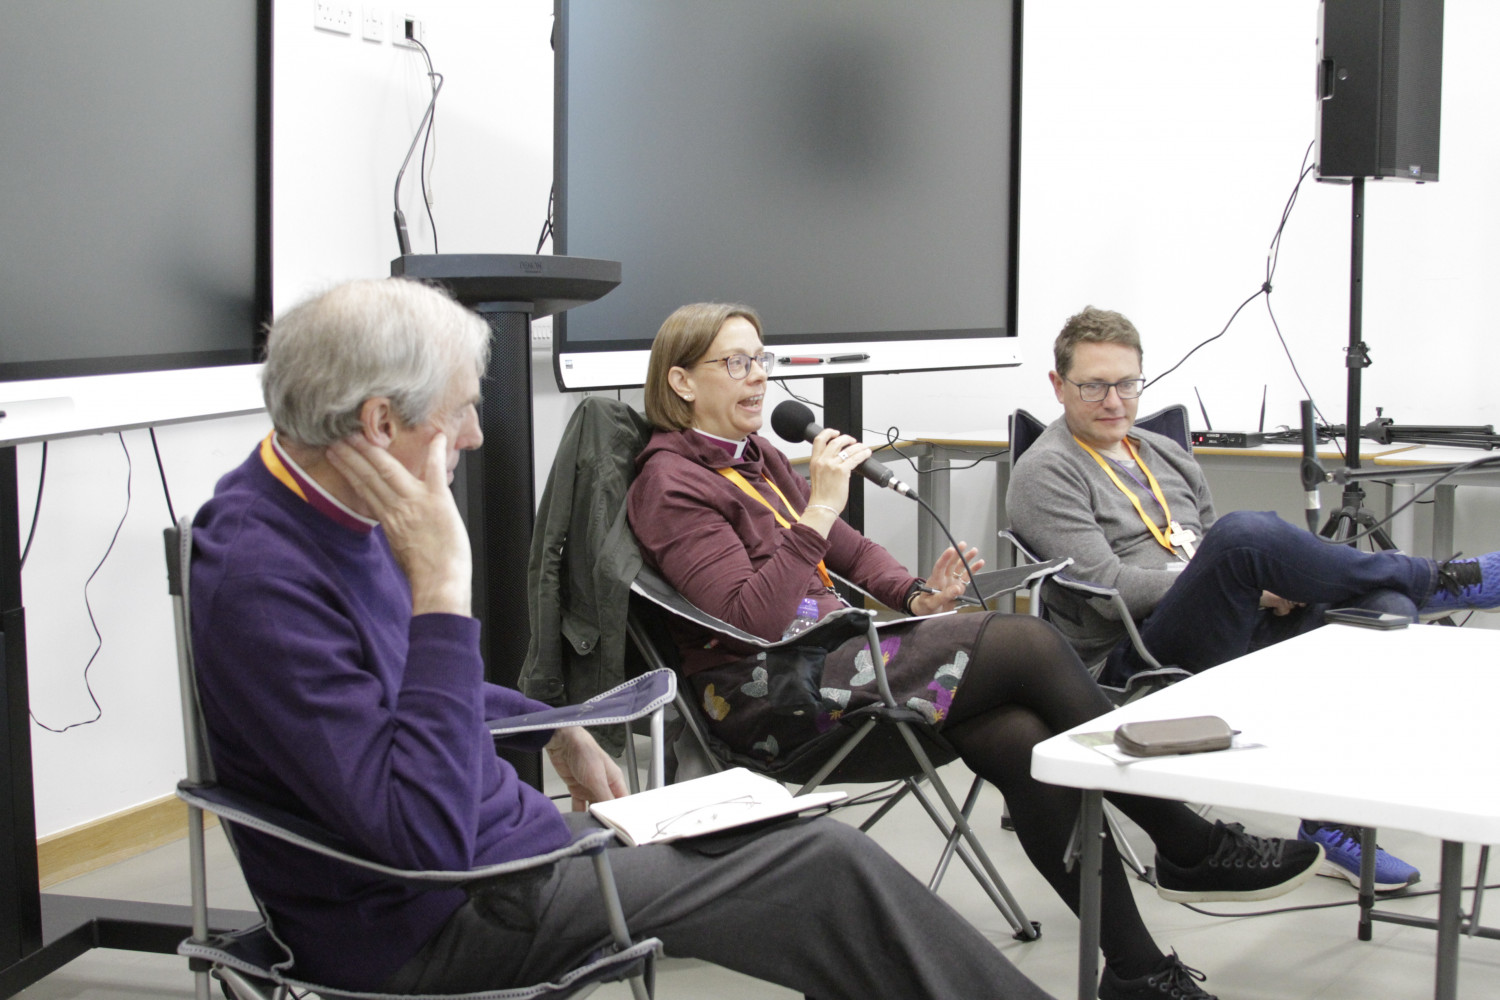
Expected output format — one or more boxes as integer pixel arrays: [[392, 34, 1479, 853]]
[[1007, 305, 1500, 892]]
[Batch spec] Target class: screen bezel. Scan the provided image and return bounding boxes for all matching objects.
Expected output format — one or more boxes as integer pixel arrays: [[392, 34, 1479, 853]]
[[551, 0, 1023, 391], [0, 0, 272, 383]]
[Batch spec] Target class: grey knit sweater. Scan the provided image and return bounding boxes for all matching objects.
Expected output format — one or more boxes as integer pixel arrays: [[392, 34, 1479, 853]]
[[1005, 416, 1216, 664]]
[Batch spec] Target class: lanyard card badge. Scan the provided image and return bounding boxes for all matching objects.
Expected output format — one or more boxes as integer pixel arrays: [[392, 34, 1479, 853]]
[[1075, 436, 1196, 562]]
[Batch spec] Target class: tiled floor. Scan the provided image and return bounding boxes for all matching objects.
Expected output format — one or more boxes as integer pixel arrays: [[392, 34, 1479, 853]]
[[13, 757, 1498, 999]]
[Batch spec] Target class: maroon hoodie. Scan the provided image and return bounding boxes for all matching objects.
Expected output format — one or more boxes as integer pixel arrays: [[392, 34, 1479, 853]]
[[628, 428, 916, 675]]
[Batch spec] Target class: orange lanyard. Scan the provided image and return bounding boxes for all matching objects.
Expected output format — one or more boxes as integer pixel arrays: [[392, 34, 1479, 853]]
[[1073, 436, 1196, 558], [717, 467, 836, 589]]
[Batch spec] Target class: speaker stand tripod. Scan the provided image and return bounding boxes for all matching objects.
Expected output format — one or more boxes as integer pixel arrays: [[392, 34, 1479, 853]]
[[1320, 176, 1396, 550]]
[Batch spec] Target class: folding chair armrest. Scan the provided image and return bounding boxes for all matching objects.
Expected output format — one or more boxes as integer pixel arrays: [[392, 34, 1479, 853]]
[[997, 529, 1169, 673], [997, 528, 1039, 564], [1040, 576, 1168, 673], [967, 558, 1071, 603], [631, 566, 874, 652], [177, 782, 617, 886], [487, 669, 677, 736]]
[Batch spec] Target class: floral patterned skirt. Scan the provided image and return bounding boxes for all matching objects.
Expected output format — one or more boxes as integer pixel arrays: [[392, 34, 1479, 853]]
[[687, 611, 992, 769]]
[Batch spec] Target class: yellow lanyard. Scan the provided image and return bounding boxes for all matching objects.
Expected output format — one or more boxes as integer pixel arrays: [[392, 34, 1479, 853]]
[[717, 467, 836, 589], [1073, 436, 1196, 558]]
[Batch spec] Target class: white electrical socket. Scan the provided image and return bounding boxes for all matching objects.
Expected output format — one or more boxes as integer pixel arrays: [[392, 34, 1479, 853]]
[[361, 7, 386, 42], [394, 12, 424, 48], [312, 0, 354, 34]]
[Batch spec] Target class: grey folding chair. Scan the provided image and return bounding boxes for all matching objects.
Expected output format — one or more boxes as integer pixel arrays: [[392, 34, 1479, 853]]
[[166, 518, 666, 1000], [626, 560, 1072, 944], [1004, 404, 1195, 702]]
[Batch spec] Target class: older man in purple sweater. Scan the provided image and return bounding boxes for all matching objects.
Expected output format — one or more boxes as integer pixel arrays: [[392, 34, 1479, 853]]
[[190, 278, 1058, 999]]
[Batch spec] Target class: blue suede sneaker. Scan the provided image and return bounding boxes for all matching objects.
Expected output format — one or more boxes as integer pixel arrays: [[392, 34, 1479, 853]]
[[1420, 552, 1500, 617], [1298, 822, 1420, 892]]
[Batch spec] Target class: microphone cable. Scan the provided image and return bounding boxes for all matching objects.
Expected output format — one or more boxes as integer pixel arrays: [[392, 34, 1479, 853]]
[[910, 492, 988, 608]]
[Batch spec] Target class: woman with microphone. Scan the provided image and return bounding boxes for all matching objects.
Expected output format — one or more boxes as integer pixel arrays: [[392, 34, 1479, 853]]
[[626, 302, 1320, 1000]]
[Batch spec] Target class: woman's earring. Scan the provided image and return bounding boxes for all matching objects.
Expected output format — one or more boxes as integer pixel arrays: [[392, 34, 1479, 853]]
[[683, 394, 694, 402]]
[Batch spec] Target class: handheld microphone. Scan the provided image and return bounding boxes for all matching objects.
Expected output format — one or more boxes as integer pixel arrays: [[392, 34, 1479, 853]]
[[1299, 399, 1325, 532], [770, 400, 918, 499]]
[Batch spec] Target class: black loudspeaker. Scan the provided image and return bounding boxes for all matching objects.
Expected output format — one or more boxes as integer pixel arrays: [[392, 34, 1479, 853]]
[[1316, 0, 1444, 181]]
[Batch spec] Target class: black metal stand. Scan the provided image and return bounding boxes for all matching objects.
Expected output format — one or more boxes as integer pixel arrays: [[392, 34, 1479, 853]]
[[1321, 178, 1396, 550], [391, 253, 621, 789], [823, 373, 864, 534], [1, 447, 259, 997]]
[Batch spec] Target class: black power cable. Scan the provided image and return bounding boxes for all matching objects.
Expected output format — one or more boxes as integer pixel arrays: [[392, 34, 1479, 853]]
[[30, 433, 133, 734], [392, 37, 444, 255]]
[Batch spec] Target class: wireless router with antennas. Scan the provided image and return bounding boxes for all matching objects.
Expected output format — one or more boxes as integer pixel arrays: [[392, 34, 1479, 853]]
[[1189, 385, 1267, 448]]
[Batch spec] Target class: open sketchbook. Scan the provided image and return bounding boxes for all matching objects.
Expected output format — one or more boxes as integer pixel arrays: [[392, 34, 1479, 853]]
[[588, 768, 846, 846]]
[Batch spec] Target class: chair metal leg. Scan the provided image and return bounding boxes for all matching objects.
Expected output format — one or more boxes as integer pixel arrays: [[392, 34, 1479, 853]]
[[928, 775, 985, 891], [794, 718, 880, 795], [214, 968, 279, 1000], [893, 722, 1039, 941], [1469, 845, 1489, 938], [648, 706, 665, 790], [592, 851, 654, 1000], [671, 691, 725, 775], [622, 730, 641, 795], [186, 804, 213, 1000], [902, 776, 1028, 936], [1104, 804, 1149, 879], [856, 780, 916, 834]]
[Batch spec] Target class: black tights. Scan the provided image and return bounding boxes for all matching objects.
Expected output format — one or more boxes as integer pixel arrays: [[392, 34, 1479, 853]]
[[942, 614, 1217, 979]]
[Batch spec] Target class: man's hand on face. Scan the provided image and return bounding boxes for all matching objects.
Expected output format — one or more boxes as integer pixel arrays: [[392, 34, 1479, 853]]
[[327, 432, 473, 617]]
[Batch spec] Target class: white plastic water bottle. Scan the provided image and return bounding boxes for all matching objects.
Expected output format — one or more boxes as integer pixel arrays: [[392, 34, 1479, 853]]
[[780, 597, 821, 640]]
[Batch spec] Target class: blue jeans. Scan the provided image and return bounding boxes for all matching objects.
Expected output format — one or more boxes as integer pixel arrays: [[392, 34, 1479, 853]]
[[1104, 510, 1440, 682]]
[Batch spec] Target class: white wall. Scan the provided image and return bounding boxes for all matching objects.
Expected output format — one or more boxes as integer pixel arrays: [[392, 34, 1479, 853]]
[[857, 0, 1500, 578], [14, 0, 558, 837], [12, 0, 1500, 836]]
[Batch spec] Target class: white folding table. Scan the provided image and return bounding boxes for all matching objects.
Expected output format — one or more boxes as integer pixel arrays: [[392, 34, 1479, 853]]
[[1031, 622, 1500, 1000]]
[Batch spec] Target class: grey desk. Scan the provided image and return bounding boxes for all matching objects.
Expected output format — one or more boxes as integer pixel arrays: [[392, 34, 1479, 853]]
[[896, 430, 1388, 571]]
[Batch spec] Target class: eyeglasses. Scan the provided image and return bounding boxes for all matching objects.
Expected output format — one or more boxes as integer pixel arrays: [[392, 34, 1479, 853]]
[[697, 351, 776, 380], [1063, 376, 1146, 402]]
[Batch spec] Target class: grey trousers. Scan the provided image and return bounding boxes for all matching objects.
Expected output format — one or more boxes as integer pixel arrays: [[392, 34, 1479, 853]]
[[385, 815, 1055, 1000]]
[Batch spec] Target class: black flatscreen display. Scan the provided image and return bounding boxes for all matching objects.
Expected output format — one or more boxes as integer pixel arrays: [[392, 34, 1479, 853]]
[[553, 0, 1021, 390], [0, 0, 271, 382]]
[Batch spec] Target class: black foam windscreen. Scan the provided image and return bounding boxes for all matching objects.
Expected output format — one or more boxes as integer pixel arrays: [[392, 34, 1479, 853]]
[[770, 400, 819, 443]]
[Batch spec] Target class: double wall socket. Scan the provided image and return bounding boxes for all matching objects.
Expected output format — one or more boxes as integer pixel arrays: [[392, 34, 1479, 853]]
[[312, 1, 354, 34]]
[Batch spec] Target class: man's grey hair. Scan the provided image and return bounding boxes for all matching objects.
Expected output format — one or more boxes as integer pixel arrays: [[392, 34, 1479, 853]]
[[262, 278, 490, 448]]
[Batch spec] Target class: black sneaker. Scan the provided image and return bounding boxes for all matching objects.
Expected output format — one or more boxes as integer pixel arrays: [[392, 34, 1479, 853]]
[[1154, 820, 1323, 902], [1099, 951, 1217, 1000]]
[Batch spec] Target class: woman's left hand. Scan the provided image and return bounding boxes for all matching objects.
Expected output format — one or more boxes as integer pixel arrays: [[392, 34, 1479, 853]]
[[545, 726, 629, 811], [910, 543, 984, 616]]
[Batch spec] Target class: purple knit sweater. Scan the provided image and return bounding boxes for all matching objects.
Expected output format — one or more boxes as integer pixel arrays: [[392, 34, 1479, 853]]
[[190, 449, 569, 990]]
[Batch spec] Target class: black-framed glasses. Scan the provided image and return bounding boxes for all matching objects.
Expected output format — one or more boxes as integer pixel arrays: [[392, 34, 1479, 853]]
[[1063, 376, 1146, 402], [698, 351, 776, 379]]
